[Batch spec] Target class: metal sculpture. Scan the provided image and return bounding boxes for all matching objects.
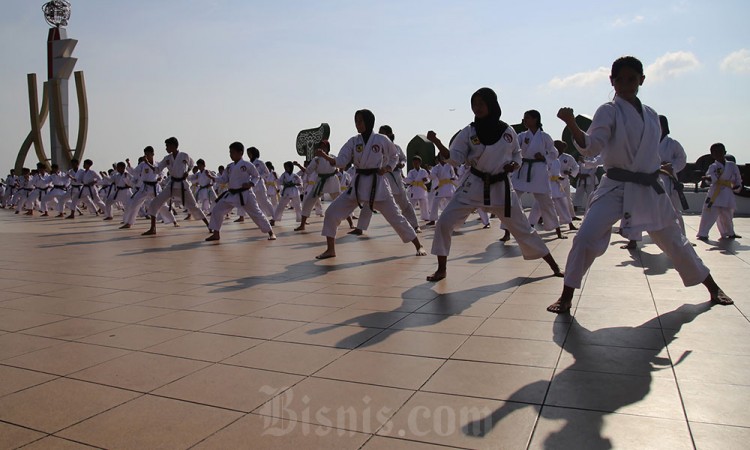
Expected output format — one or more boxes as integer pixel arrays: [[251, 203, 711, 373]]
[[15, 1, 87, 172], [295, 124, 330, 161]]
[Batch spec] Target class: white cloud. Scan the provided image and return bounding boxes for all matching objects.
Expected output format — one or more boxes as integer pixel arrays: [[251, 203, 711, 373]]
[[611, 15, 644, 28], [720, 49, 750, 74], [645, 51, 700, 82], [546, 67, 610, 90]]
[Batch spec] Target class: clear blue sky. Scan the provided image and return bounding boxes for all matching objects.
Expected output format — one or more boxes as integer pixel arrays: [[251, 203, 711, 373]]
[[2, 0, 749, 172]]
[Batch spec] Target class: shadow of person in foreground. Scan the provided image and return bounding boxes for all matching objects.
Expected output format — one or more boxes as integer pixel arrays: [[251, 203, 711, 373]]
[[310, 275, 553, 348], [462, 302, 713, 449]]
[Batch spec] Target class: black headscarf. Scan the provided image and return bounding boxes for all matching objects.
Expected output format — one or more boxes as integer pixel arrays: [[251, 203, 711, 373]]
[[356, 109, 376, 144], [470, 88, 508, 146]]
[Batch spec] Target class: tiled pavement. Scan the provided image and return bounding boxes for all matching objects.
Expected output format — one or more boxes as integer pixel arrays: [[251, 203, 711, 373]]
[[0, 207, 748, 449]]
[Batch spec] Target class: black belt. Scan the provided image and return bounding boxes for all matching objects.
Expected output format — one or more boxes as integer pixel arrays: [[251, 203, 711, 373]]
[[354, 168, 379, 210], [578, 173, 590, 189], [53, 185, 67, 190], [228, 187, 250, 206], [312, 172, 336, 198], [519, 158, 544, 183], [606, 168, 664, 194], [198, 184, 213, 190], [170, 174, 189, 204], [470, 167, 510, 217], [79, 184, 96, 199], [281, 181, 297, 197]]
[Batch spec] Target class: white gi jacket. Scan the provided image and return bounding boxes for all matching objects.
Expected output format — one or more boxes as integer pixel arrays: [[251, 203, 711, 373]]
[[514, 129, 555, 193], [307, 155, 340, 195], [705, 160, 741, 209], [575, 96, 677, 232], [334, 133, 398, 204], [449, 124, 522, 208], [430, 163, 456, 198], [406, 168, 430, 200], [658, 136, 687, 194]]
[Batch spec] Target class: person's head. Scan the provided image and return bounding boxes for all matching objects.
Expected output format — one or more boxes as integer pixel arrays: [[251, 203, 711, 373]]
[[164, 137, 179, 153], [412, 155, 422, 169], [116, 162, 126, 173], [354, 109, 375, 134], [710, 143, 726, 162], [283, 161, 294, 173], [316, 140, 331, 154], [659, 115, 670, 137], [23, 168, 31, 177], [107, 168, 115, 175], [70, 158, 79, 169], [51, 163, 59, 172], [554, 140, 568, 155], [523, 110, 542, 131], [83, 159, 93, 169], [610, 56, 645, 100], [196, 159, 205, 170], [229, 141, 244, 162], [470, 87, 502, 120], [143, 146, 155, 157], [218, 165, 225, 174], [265, 161, 275, 171], [36, 162, 45, 173], [378, 125, 395, 142], [247, 147, 260, 161], [9, 169, 15, 175]]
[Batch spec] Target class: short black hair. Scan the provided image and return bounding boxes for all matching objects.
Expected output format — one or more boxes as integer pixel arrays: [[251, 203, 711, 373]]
[[165, 136, 179, 147], [229, 141, 244, 152], [611, 56, 644, 78]]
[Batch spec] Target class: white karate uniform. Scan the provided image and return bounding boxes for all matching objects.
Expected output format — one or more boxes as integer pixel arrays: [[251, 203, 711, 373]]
[[428, 162, 456, 221], [250, 159, 276, 219], [273, 171, 303, 222], [564, 96, 708, 289], [697, 160, 742, 238], [41, 172, 70, 213], [559, 152, 579, 216], [432, 124, 549, 259], [301, 155, 340, 217], [104, 171, 134, 218], [75, 169, 106, 213], [573, 156, 601, 212], [264, 170, 279, 208], [209, 159, 271, 233], [406, 167, 430, 220], [513, 129, 560, 229], [147, 151, 207, 221], [122, 161, 174, 226], [321, 133, 416, 243], [194, 170, 217, 214]]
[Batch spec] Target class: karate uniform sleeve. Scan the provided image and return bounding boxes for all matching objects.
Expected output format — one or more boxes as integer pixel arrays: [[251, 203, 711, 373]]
[[448, 127, 471, 166], [574, 103, 615, 158], [671, 140, 688, 173], [247, 162, 261, 187], [335, 138, 355, 169]]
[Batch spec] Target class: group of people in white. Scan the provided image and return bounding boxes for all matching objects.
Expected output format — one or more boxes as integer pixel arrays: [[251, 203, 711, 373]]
[[1, 56, 741, 311]]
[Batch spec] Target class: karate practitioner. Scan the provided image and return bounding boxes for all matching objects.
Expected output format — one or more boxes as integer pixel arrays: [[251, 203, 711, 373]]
[[103, 162, 133, 220], [406, 155, 431, 221], [248, 147, 276, 220], [191, 159, 217, 217], [73, 159, 106, 217], [573, 154, 601, 215], [295, 140, 343, 231], [350, 126, 421, 235], [696, 143, 742, 241], [41, 164, 70, 217], [272, 161, 303, 225], [142, 137, 209, 235], [313, 109, 426, 260], [425, 153, 456, 226], [549, 56, 733, 313], [120, 146, 176, 229], [425, 88, 563, 281], [205, 141, 276, 241]]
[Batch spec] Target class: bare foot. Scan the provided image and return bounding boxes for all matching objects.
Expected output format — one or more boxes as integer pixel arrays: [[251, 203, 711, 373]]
[[234, 216, 244, 223], [348, 228, 363, 236], [620, 240, 637, 250], [142, 229, 156, 236], [268, 232, 277, 240], [416, 247, 427, 256], [269, 219, 275, 226], [315, 251, 336, 260], [425, 220, 435, 226], [569, 223, 578, 231], [556, 228, 568, 240], [426, 270, 446, 282], [499, 230, 511, 242], [547, 299, 572, 314], [294, 225, 305, 231], [119, 224, 131, 229], [710, 289, 734, 305], [205, 233, 220, 241], [415, 226, 422, 233], [173, 222, 180, 227]]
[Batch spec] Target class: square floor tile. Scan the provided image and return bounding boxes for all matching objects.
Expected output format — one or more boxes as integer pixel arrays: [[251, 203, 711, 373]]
[[389, 313, 484, 335], [0, 364, 57, 397], [82, 304, 173, 323], [77, 324, 189, 350], [21, 317, 125, 341], [70, 351, 210, 392], [315, 308, 409, 329], [145, 331, 263, 362], [0, 378, 138, 433], [224, 340, 347, 375], [58, 394, 242, 449], [0, 332, 61, 360], [0, 422, 45, 449], [275, 323, 383, 349], [356, 329, 468, 359], [315, 350, 444, 390], [20, 436, 99, 449], [689, 421, 750, 450], [205, 316, 306, 339], [154, 363, 303, 412], [680, 379, 750, 427], [3, 341, 130, 375], [453, 335, 562, 368], [193, 413, 370, 449]]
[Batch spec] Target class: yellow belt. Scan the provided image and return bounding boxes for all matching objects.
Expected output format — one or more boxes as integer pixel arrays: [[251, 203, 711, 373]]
[[410, 181, 428, 191], [708, 179, 733, 207], [437, 179, 455, 189]]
